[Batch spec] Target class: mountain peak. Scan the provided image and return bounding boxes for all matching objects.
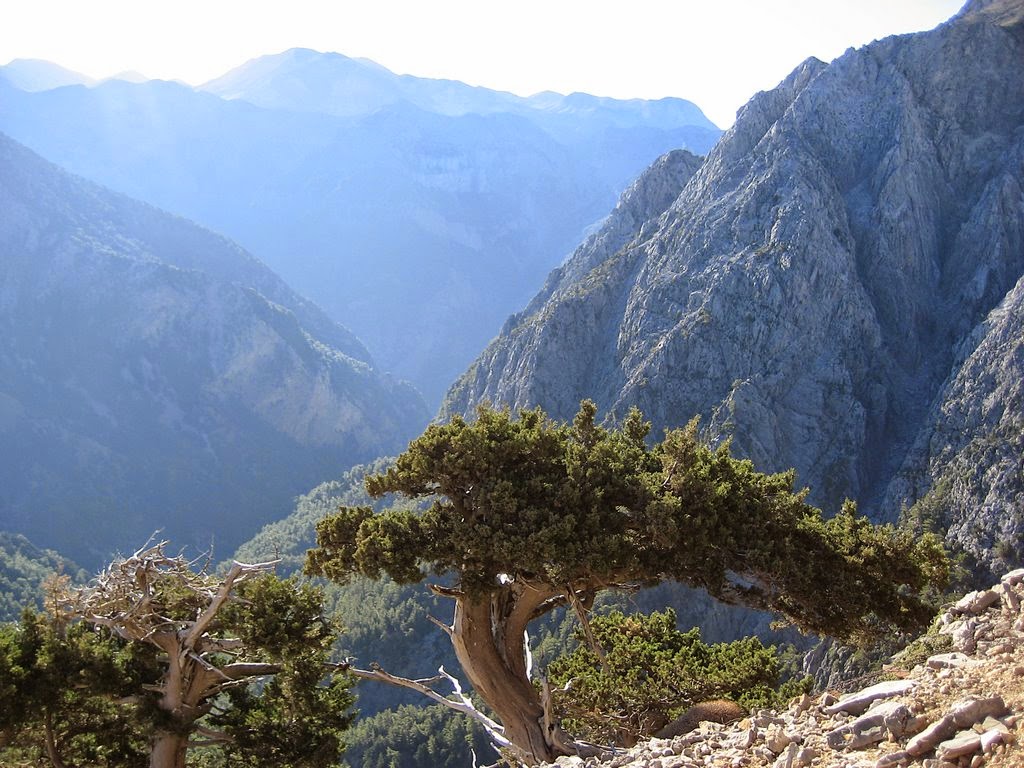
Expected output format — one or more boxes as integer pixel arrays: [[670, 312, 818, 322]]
[[199, 48, 718, 129], [0, 58, 95, 91], [443, 0, 1024, 580], [104, 69, 149, 84], [957, 0, 1024, 26]]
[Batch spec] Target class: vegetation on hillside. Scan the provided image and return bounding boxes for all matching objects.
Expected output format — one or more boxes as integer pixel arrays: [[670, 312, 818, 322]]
[[0, 532, 85, 621], [0, 543, 354, 768], [548, 609, 810, 746], [307, 401, 949, 764], [340, 704, 492, 768]]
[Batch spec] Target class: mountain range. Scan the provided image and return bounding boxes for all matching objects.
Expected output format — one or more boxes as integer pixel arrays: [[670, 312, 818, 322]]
[[442, 0, 1024, 581], [0, 50, 721, 404], [1, 4, 1021, 764], [0, 131, 427, 566], [0, 58, 96, 91]]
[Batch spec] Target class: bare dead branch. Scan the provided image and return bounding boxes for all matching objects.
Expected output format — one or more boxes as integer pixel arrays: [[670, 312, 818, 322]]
[[218, 662, 281, 680], [428, 583, 465, 599], [565, 585, 607, 668], [192, 726, 232, 743], [183, 563, 244, 648], [427, 613, 454, 638], [343, 662, 511, 750], [184, 560, 275, 648]]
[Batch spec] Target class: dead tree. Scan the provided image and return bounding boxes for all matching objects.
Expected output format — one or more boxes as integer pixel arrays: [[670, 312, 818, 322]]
[[62, 540, 281, 768]]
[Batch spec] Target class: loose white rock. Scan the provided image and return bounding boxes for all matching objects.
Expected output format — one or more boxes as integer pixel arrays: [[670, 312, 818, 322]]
[[823, 680, 918, 716]]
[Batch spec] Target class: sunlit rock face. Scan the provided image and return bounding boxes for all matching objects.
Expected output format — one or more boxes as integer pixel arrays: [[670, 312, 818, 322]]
[[443, 0, 1024, 580]]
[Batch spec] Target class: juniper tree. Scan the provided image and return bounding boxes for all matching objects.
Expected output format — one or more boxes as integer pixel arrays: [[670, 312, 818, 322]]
[[546, 609, 808, 746], [0, 602, 156, 766], [2, 542, 355, 768], [306, 402, 948, 764]]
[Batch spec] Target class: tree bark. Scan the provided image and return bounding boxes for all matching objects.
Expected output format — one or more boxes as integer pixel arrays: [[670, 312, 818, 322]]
[[43, 709, 68, 768], [149, 636, 192, 768], [449, 584, 571, 765], [149, 731, 187, 768]]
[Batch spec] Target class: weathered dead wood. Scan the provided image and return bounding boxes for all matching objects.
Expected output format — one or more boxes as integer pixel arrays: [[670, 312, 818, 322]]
[[59, 541, 283, 768], [342, 662, 511, 750]]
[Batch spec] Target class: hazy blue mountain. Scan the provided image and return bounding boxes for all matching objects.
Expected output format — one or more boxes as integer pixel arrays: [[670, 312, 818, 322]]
[[202, 48, 441, 116], [103, 69, 150, 84], [0, 131, 428, 568], [201, 48, 718, 131], [0, 58, 95, 91], [0, 55, 721, 404], [443, 0, 1024, 580]]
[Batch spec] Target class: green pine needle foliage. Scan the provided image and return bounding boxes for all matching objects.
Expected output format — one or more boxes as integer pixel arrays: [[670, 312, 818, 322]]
[[309, 402, 950, 643], [547, 609, 810, 746]]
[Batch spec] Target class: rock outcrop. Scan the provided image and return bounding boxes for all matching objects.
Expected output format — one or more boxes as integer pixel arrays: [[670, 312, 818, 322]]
[[442, 0, 1024, 579], [545, 570, 1024, 768], [885, 274, 1024, 578], [0, 132, 428, 566]]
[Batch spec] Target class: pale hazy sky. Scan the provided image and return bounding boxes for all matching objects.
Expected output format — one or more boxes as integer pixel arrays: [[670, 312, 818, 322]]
[[2, 0, 965, 127]]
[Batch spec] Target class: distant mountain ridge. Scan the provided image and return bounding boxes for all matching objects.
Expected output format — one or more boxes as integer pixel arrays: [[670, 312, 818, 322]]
[[0, 58, 95, 91], [442, 0, 1024, 580], [200, 47, 717, 131], [0, 131, 428, 567], [0, 52, 721, 404]]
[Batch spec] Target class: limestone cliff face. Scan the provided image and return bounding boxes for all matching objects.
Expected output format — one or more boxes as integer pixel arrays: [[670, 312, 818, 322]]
[[447, 148, 705, 422], [443, 0, 1024, 575], [886, 274, 1024, 577], [0, 132, 428, 566]]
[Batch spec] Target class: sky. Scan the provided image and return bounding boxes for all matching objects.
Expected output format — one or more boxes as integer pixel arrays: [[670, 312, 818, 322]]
[[2, 0, 966, 128]]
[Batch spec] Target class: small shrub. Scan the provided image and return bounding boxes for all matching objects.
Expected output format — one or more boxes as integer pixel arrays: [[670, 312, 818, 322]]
[[547, 609, 810, 746]]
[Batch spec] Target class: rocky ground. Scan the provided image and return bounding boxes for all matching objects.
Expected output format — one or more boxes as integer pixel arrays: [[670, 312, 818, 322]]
[[547, 570, 1024, 768]]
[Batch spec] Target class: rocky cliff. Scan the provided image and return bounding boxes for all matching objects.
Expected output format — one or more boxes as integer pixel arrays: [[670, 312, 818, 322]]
[[442, 0, 1024, 580], [0, 132, 428, 566]]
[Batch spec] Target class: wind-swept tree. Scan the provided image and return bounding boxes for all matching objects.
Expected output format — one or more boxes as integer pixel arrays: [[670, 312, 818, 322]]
[[306, 402, 948, 764], [4, 542, 355, 768]]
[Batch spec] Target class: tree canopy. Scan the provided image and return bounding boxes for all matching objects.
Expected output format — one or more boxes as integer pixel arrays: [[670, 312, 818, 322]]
[[307, 402, 949, 763], [1, 542, 354, 768]]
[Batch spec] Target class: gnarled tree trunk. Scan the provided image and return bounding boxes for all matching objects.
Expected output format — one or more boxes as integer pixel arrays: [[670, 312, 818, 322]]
[[448, 583, 572, 765], [149, 731, 187, 768]]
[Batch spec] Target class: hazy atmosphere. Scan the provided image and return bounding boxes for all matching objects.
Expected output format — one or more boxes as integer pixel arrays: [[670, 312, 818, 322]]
[[3, 0, 963, 126], [2, 0, 1022, 765]]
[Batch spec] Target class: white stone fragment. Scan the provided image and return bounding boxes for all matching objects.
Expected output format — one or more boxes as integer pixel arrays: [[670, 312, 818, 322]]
[[827, 700, 911, 750], [794, 746, 816, 767], [939, 618, 964, 636], [954, 589, 1000, 614], [554, 757, 585, 767], [823, 679, 918, 715], [874, 750, 911, 768], [936, 731, 982, 761], [906, 714, 957, 756], [926, 652, 984, 669], [772, 742, 799, 768], [1001, 567, 1024, 587], [980, 729, 1005, 753], [950, 696, 1007, 728], [953, 618, 978, 653], [764, 725, 792, 754]]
